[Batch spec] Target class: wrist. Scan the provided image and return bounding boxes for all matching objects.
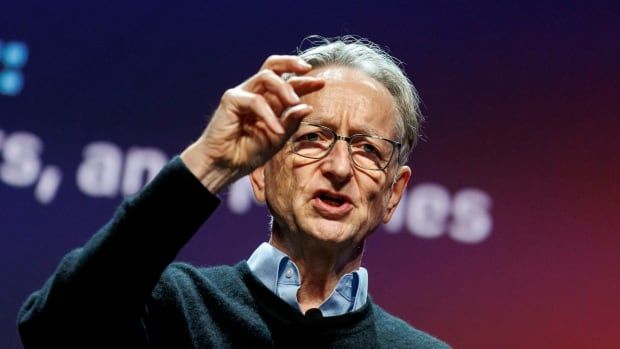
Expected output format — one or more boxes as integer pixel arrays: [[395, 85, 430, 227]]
[[180, 144, 240, 194]]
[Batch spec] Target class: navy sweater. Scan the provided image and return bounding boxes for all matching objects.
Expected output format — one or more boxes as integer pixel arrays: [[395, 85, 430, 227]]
[[17, 157, 450, 348]]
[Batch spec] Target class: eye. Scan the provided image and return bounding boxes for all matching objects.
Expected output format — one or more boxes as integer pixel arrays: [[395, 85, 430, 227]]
[[352, 137, 388, 162], [350, 136, 395, 169], [300, 132, 320, 142], [362, 143, 380, 155], [294, 127, 331, 143]]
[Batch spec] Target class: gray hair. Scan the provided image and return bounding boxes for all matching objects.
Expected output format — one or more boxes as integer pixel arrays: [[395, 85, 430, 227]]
[[296, 35, 423, 165]]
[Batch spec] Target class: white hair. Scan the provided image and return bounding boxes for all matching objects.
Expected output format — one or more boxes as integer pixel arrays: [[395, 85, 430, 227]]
[[296, 35, 423, 165]]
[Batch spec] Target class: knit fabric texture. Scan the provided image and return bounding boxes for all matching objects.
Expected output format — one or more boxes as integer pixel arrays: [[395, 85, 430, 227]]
[[17, 157, 450, 348]]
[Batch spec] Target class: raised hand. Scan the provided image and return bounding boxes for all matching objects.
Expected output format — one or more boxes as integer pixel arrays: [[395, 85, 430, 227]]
[[181, 55, 325, 193]]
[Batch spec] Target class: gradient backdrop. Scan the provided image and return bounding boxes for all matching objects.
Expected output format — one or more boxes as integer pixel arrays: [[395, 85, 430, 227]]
[[2, 1, 619, 348]]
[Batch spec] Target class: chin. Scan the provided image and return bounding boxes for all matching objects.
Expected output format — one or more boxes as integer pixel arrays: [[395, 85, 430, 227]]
[[307, 220, 359, 244]]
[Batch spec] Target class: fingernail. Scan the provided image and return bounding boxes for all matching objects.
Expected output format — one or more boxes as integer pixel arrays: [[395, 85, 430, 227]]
[[290, 92, 300, 103], [275, 122, 285, 134], [296, 104, 311, 114], [298, 60, 312, 68]]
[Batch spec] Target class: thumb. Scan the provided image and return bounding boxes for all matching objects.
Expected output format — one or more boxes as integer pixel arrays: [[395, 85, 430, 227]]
[[280, 103, 313, 134]]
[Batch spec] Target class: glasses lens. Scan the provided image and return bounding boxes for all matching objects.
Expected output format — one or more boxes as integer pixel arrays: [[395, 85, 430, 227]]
[[350, 135, 394, 170], [291, 124, 334, 158], [291, 123, 396, 170]]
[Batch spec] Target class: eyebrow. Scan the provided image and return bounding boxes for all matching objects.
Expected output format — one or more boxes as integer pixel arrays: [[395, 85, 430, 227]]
[[303, 116, 387, 138]]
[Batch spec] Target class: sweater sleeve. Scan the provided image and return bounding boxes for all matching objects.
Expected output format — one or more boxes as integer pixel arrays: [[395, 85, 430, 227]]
[[17, 156, 220, 348]]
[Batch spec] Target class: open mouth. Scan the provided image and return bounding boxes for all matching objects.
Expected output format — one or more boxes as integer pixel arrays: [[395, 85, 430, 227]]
[[316, 191, 350, 207]]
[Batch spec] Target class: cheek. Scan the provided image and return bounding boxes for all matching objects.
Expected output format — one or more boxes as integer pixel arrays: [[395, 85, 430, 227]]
[[289, 158, 321, 196], [266, 157, 311, 210], [360, 177, 391, 219], [366, 192, 385, 217], [265, 159, 290, 207]]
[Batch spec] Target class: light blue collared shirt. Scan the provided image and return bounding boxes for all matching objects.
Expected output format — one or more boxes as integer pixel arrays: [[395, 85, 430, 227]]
[[247, 242, 368, 317]]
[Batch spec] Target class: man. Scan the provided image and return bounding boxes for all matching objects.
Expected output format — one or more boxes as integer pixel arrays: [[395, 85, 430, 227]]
[[18, 36, 450, 348]]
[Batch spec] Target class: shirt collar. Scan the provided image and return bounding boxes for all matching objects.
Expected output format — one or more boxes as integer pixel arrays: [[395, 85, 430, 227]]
[[247, 242, 368, 317]]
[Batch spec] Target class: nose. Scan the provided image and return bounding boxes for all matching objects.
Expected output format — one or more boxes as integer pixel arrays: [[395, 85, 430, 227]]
[[320, 139, 353, 186]]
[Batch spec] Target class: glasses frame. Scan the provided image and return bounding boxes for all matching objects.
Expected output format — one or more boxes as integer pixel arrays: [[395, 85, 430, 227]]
[[291, 122, 402, 171]]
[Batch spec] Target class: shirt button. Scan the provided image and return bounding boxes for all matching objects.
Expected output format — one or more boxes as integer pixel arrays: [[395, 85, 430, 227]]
[[285, 268, 293, 278]]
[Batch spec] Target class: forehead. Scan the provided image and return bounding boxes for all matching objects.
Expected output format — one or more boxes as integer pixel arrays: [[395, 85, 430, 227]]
[[301, 66, 397, 137]]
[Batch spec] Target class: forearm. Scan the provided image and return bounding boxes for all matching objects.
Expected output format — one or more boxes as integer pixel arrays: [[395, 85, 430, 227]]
[[17, 156, 220, 346]]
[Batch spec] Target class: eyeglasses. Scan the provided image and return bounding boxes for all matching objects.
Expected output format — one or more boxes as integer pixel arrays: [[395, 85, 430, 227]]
[[290, 122, 401, 170]]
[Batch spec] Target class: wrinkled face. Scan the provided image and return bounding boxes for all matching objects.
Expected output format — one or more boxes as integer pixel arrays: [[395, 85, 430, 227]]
[[253, 66, 410, 247]]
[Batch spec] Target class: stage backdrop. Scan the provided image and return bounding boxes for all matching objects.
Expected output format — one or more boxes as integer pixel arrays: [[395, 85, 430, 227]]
[[2, 1, 618, 348]]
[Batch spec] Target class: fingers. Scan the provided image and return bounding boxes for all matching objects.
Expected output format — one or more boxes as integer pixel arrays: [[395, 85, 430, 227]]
[[225, 89, 285, 134], [248, 69, 300, 106], [244, 68, 325, 108], [244, 69, 325, 119], [227, 55, 325, 137], [247, 55, 326, 109], [288, 76, 325, 97], [281, 103, 314, 131], [260, 55, 312, 75]]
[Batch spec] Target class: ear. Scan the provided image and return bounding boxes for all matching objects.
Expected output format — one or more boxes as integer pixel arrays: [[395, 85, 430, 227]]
[[250, 165, 267, 203], [382, 165, 411, 223]]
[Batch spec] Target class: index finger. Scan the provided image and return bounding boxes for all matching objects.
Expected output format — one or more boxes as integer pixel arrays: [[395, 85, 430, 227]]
[[260, 55, 313, 75], [288, 76, 325, 97]]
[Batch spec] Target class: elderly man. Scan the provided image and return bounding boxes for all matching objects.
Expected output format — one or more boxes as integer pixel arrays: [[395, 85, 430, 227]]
[[18, 37, 450, 348]]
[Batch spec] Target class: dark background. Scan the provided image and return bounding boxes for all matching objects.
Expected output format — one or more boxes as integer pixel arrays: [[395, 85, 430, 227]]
[[2, 1, 619, 347]]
